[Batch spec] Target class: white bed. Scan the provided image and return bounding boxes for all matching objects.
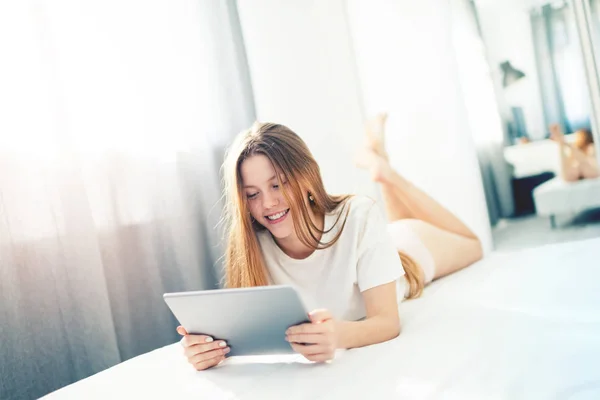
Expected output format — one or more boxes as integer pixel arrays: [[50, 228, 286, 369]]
[[44, 238, 600, 399]]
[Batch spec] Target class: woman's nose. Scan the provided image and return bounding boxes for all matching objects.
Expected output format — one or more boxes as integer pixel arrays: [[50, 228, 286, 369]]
[[262, 192, 280, 209]]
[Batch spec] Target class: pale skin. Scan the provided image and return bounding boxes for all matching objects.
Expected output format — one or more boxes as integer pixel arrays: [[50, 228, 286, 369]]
[[549, 124, 599, 181], [355, 113, 483, 280], [179, 114, 484, 370], [178, 152, 400, 370]]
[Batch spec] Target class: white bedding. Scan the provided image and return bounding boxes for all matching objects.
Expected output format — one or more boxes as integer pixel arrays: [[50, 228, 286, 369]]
[[44, 238, 600, 399]]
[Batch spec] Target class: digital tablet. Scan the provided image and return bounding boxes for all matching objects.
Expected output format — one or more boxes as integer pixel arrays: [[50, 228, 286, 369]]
[[163, 285, 310, 356]]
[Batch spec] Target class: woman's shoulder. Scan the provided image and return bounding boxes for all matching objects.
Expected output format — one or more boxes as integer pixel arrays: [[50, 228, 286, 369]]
[[347, 195, 378, 215], [332, 195, 379, 229], [330, 196, 388, 253], [348, 194, 377, 209]]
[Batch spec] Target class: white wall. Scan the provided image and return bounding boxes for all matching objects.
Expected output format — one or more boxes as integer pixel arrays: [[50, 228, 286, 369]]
[[475, 0, 547, 140], [346, 0, 492, 253], [238, 0, 493, 253], [236, 0, 373, 198]]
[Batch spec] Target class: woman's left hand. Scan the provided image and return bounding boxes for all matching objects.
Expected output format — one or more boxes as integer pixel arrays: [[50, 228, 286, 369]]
[[285, 309, 339, 362]]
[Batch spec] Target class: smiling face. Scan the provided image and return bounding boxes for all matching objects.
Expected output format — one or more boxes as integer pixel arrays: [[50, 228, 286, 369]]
[[240, 154, 296, 240]]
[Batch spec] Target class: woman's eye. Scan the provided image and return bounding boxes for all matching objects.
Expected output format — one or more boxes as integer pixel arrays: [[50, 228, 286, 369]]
[[273, 184, 279, 189], [247, 192, 258, 200]]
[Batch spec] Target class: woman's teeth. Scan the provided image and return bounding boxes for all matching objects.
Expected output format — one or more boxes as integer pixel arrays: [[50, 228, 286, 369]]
[[266, 209, 289, 220]]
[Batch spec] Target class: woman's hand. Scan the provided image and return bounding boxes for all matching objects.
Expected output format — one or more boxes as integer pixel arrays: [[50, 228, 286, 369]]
[[550, 123, 565, 142], [177, 326, 230, 371], [285, 309, 338, 362]]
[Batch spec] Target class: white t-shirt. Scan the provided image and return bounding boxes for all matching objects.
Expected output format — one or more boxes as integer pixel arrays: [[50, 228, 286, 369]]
[[257, 196, 405, 321]]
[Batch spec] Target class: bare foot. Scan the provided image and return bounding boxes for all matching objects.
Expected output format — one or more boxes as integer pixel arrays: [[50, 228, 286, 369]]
[[365, 113, 389, 160], [354, 147, 391, 183]]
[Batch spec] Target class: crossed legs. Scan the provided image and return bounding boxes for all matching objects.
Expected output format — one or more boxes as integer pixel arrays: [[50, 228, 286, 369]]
[[356, 114, 483, 280]]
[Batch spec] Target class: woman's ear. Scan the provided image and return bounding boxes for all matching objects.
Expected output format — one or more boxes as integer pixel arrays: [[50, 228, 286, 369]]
[[308, 192, 315, 203]]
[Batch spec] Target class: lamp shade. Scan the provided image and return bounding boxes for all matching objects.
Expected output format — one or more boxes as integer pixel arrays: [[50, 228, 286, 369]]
[[501, 61, 526, 87]]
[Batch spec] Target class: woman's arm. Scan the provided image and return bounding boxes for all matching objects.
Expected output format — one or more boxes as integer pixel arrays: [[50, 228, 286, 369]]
[[550, 123, 580, 181], [286, 202, 403, 361], [286, 281, 400, 361], [557, 141, 580, 181], [336, 281, 400, 349]]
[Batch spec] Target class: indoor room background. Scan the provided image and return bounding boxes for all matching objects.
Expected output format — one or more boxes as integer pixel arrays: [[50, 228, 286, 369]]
[[2, 0, 600, 399]]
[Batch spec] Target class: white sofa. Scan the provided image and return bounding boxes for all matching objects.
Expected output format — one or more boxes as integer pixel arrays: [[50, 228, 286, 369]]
[[533, 176, 600, 227], [503, 139, 562, 179], [505, 136, 600, 226]]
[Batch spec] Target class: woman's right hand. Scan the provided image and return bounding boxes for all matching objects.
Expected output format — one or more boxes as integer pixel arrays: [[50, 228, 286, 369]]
[[177, 326, 231, 370], [549, 123, 564, 142]]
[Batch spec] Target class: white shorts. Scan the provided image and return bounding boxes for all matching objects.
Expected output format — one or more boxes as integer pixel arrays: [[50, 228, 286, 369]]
[[386, 220, 436, 289]]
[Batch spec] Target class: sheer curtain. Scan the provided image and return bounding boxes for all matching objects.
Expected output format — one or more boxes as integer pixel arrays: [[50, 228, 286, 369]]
[[590, 0, 600, 56], [0, 1, 254, 399], [531, 2, 591, 133], [450, 0, 515, 225]]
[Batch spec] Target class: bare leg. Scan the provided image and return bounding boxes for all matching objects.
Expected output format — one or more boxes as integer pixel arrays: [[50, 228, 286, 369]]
[[356, 114, 478, 240], [356, 113, 483, 280], [377, 159, 483, 278], [355, 147, 413, 221], [376, 152, 478, 240], [364, 112, 389, 161]]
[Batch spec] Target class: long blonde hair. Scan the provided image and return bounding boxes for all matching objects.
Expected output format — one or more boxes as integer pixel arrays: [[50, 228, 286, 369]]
[[222, 122, 351, 288], [400, 252, 424, 299], [574, 129, 594, 152], [222, 121, 425, 299]]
